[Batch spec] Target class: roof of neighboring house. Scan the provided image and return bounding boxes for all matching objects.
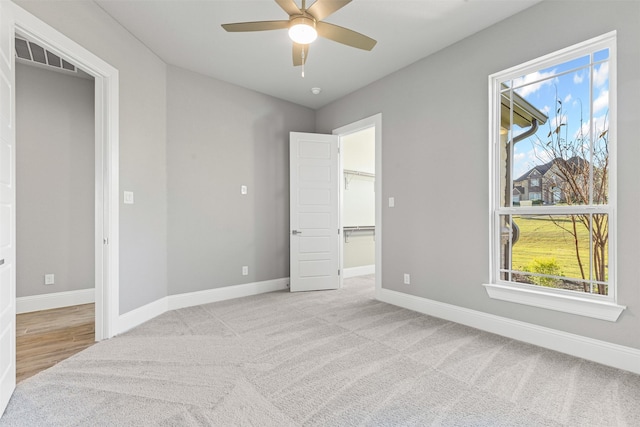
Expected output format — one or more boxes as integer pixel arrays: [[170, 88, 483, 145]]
[[514, 156, 587, 182], [514, 159, 555, 182]]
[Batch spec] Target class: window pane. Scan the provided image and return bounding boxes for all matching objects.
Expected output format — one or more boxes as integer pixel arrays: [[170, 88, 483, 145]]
[[592, 61, 609, 205], [591, 214, 609, 293], [504, 59, 609, 208], [512, 55, 590, 94], [499, 89, 513, 207], [503, 214, 608, 295], [593, 48, 609, 62], [499, 214, 513, 281]]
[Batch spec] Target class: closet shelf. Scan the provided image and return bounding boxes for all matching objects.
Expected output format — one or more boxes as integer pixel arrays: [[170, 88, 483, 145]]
[[343, 226, 375, 243], [343, 169, 375, 178]]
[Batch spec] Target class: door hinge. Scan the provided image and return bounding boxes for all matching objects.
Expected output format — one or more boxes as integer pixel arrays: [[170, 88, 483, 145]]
[[338, 269, 341, 276], [103, 238, 109, 245], [338, 228, 340, 235]]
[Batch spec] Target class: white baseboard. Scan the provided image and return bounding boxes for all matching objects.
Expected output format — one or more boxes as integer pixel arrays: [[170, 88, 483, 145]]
[[378, 288, 640, 375], [116, 296, 168, 335], [116, 278, 289, 335], [17, 288, 95, 314], [343, 265, 375, 278], [167, 277, 289, 311]]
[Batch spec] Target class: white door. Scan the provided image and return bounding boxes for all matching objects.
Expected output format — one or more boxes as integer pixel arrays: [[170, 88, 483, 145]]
[[290, 132, 340, 292], [0, 0, 16, 414]]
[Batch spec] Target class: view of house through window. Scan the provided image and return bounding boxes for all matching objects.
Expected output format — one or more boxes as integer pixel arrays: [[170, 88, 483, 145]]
[[493, 34, 615, 297]]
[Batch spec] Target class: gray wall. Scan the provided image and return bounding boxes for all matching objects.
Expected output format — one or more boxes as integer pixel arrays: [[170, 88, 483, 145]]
[[15, 0, 169, 314], [16, 63, 94, 298], [166, 66, 314, 294], [316, 1, 640, 350]]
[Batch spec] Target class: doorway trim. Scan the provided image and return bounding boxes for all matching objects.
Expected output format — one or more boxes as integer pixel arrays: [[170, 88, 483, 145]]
[[333, 113, 382, 298], [12, 3, 119, 340]]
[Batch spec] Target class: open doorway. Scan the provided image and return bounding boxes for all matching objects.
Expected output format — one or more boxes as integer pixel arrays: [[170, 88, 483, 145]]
[[341, 127, 375, 279], [12, 3, 120, 345], [14, 36, 96, 382], [334, 114, 382, 297]]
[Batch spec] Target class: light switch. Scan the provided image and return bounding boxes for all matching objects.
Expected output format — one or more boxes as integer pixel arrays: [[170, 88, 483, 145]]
[[124, 191, 134, 204], [241, 185, 248, 195], [388, 197, 395, 208]]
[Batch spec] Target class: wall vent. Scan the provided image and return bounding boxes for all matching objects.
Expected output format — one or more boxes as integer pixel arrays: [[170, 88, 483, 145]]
[[15, 36, 79, 74]]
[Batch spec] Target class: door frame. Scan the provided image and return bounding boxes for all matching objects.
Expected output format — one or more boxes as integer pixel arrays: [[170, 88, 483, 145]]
[[12, 3, 119, 340], [333, 113, 382, 298]]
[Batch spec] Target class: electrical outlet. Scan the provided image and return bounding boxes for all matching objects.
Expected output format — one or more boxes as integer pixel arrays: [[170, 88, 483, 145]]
[[124, 191, 134, 204], [403, 273, 410, 285], [242, 266, 249, 276], [44, 274, 55, 285]]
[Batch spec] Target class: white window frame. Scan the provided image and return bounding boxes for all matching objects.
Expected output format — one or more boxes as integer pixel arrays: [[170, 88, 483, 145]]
[[484, 31, 625, 322]]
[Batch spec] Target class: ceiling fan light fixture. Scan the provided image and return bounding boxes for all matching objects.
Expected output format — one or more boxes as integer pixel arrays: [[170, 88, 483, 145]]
[[288, 17, 317, 44]]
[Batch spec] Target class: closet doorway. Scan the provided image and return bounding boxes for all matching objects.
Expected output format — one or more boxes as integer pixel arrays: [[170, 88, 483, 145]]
[[334, 114, 382, 296]]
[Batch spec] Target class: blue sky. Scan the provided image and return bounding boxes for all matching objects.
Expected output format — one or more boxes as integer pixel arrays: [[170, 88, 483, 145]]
[[508, 50, 610, 179]]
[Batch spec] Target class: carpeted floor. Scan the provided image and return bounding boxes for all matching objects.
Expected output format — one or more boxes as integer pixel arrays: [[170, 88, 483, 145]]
[[1, 275, 639, 426]]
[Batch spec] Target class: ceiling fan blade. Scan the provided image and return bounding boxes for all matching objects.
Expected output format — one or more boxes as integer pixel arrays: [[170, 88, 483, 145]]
[[306, 0, 351, 21], [275, 0, 302, 16], [316, 21, 376, 50], [221, 20, 289, 32], [292, 43, 309, 66]]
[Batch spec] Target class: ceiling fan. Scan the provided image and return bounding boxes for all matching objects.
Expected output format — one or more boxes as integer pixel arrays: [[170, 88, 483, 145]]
[[221, 0, 377, 67]]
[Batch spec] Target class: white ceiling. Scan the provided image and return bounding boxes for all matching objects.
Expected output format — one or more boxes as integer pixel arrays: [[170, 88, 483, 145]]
[[95, 0, 540, 109]]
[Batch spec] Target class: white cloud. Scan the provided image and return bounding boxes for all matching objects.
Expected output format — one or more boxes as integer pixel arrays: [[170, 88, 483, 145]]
[[593, 89, 609, 114], [573, 72, 584, 84], [563, 94, 572, 103], [550, 114, 568, 130], [574, 115, 609, 140], [541, 105, 551, 115], [513, 69, 556, 98], [593, 62, 609, 88]]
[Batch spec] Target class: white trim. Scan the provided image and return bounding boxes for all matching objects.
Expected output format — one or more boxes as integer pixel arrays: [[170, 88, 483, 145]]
[[483, 282, 625, 322], [167, 278, 289, 311], [17, 289, 95, 314], [343, 265, 375, 278], [378, 288, 640, 375], [116, 296, 168, 335], [12, 3, 120, 340], [333, 113, 382, 299], [116, 278, 289, 335]]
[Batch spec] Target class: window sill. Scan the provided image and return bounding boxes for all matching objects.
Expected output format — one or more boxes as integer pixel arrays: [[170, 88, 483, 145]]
[[482, 283, 626, 322]]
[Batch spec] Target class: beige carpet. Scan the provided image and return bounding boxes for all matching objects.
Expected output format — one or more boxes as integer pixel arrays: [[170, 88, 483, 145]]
[[1, 275, 639, 426]]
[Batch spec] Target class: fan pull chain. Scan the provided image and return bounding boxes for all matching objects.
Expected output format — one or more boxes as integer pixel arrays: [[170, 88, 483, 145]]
[[301, 49, 305, 78]]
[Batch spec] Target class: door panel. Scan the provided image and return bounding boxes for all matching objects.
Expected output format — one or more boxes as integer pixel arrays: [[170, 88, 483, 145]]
[[0, 0, 15, 415], [290, 132, 339, 292]]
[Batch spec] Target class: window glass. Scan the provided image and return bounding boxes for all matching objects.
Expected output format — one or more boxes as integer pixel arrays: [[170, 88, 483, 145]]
[[501, 214, 609, 295]]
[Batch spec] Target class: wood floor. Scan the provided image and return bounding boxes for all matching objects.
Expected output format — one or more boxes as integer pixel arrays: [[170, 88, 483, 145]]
[[16, 304, 95, 383]]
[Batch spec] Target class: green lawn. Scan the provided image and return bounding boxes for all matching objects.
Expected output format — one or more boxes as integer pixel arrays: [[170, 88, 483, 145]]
[[511, 215, 600, 280]]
